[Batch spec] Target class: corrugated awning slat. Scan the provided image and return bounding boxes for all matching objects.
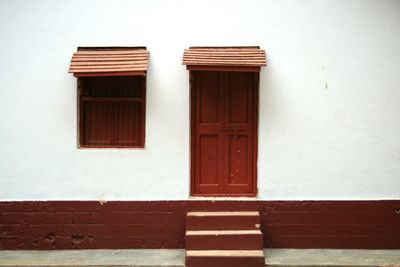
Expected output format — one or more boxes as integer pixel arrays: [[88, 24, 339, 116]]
[[182, 46, 266, 71], [71, 61, 148, 66], [68, 47, 149, 77]]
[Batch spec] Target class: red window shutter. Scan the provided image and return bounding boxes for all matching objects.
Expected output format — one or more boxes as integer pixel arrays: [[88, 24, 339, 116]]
[[83, 102, 113, 145], [79, 76, 146, 148], [113, 102, 142, 146]]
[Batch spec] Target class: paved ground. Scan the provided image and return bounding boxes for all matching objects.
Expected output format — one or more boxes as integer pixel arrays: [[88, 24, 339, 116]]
[[0, 249, 399, 267], [266, 249, 400, 267]]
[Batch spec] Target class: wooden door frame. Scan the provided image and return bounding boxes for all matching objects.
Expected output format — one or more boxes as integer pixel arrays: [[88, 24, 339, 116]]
[[190, 71, 259, 197]]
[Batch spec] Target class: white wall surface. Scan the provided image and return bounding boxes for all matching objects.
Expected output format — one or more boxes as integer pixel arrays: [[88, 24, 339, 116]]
[[0, 0, 399, 200]]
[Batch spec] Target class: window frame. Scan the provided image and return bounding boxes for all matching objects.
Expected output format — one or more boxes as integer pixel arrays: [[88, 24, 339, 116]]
[[77, 76, 146, 149]]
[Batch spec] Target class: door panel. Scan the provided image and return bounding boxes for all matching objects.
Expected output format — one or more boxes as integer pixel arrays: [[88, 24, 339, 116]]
[[227, 134, 249, 185], [199, 135, 219, 185], [199, 74, 219, 123], [223, 72, 254, 194], [194, 72, 224, 194], [226, 73, 250, 124], [192, 71, 257, 196]]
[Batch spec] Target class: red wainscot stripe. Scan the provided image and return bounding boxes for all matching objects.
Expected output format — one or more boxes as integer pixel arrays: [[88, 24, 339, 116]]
[[260, 200, 400, 249], [1, 200, 399, 250]]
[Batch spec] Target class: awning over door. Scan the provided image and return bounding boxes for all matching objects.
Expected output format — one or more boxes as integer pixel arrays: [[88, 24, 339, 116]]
[[182, 46, 266, 72], [68, 47, 149, 77]]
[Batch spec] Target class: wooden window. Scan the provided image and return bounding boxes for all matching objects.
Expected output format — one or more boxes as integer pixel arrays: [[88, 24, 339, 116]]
[[78, 76, 146, 148]]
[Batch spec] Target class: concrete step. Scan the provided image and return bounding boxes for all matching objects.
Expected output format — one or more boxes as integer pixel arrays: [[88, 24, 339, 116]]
[[187, 211, 261, 230], [185, 230, 263, 250], [185, 250, 265, 267]]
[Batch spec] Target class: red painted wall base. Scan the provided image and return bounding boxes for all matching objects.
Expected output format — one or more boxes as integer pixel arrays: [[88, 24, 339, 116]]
[[1, 200, 399, 249]]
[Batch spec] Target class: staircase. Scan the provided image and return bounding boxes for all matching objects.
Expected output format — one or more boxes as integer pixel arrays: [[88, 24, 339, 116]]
[[185, 211, 265, 267]]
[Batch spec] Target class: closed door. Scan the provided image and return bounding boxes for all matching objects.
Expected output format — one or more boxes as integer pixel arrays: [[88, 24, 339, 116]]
[[191, 71, 258, 196]]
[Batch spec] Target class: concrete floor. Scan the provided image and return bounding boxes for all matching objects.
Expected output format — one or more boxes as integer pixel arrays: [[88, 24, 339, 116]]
[[266, 249, 400, 267], [0, 249, 399, 267]]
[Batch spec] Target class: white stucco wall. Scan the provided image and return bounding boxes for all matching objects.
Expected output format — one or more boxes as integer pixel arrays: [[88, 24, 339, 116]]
[[0, 0, 399, 200]]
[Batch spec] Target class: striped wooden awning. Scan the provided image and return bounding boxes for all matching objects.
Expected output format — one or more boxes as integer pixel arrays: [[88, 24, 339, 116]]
[[182, 46, 266, 72], [68, 47, 149, 77]]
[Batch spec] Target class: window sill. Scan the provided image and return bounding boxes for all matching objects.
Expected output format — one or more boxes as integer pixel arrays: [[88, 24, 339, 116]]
[[78, 146, 146, 150]]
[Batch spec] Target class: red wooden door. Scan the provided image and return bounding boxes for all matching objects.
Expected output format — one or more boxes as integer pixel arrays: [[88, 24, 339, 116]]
[[191, 71, 258, 196]]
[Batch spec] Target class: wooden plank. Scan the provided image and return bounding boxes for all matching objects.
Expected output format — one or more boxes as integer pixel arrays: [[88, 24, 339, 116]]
[[184, 55, 265, 59], [72, 56, 148, 60], [186, 62, 264, 67], [72, 58, 148, 62], [71, 70, 147, 73], [184, 61, 265, 65], [71, 59, 148, 63], [71, 70, 147, 74], [71, 66, 147, 70], [74, 50, 148, 55], [187, 65, 260, 73], [184, 54, 264, 57], [73, 55, 148, 59], [69, 67, 147, 72], [70, 64, 148, 69], [184, 63, 265, 67], [184, 53, 265, 57], [73, 53, 148, 57], [183, 59, 266, 64], [187, 50, 262, 53], [182, 47, 266, 69], [185, 50, 265, 53], [184, 50, 265, 55], [185, 51, 264, 54], [70, 61, 149, 66], [184, 58, 265, 61], [72, 57, 148, 61], [78, 46, 145, 50], [73, 71, 146, 77], [189, 46, 260, 49], [71, 61, 148, 66], [186, 48, 263, 52], [70, 64, 147, 68]]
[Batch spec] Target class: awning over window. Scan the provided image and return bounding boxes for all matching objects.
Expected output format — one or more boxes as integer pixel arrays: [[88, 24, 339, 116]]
[[68, 47, 149, 77], [182, 46, 266, 72]]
